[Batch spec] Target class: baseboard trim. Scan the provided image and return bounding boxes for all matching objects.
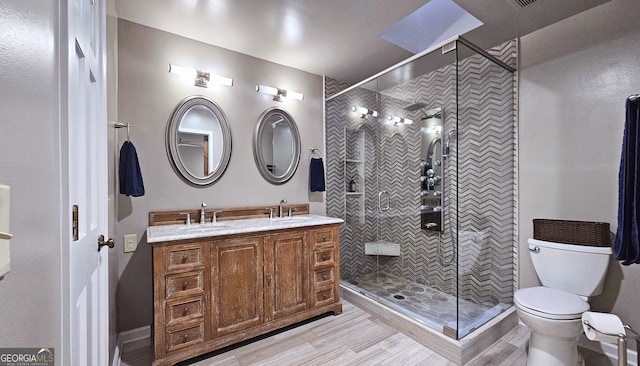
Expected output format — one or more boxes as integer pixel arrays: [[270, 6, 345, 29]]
[[579, 334, 638, 366], [113, 325, 151, 366]]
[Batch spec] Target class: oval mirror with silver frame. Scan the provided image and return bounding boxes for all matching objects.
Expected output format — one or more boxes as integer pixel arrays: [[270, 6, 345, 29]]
[[166, 95, 232, 186], [253, 107, 301, 185]]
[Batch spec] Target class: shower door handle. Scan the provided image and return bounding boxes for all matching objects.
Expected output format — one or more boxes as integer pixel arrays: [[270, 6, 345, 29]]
[[378, 191, 390, 211]]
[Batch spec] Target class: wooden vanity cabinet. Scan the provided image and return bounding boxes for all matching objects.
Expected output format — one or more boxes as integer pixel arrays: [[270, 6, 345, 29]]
[[210, 236, 264, 338], [264, 230, 309, 321], [150, 224, 341, 366], [310, 227, 340, 308]]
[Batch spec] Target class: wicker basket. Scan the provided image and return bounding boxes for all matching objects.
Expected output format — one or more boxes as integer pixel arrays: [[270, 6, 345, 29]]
[[532, 219, 611, 247]]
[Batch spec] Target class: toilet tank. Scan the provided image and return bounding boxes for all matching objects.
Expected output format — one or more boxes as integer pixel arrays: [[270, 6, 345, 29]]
[[528, 238, 612, 297]]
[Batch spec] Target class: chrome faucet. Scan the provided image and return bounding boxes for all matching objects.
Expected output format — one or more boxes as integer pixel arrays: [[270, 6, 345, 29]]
[[212, 211, 222, 224], [200, 202, 207, 224], [279, 199, 287, 218], [181, 213, 191, 227]]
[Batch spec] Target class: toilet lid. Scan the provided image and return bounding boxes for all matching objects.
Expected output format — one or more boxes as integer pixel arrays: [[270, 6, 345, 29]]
[[515, 287, 589, 320]]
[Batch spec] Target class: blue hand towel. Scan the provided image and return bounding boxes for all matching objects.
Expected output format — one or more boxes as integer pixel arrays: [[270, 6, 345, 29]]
[[614, 97, 640, 264], [119, 141, 145, 197], [309, 158, 326, 192]]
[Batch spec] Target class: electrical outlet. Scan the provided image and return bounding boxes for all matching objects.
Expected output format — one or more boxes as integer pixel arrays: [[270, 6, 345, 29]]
[[124, 234, 138, 253]]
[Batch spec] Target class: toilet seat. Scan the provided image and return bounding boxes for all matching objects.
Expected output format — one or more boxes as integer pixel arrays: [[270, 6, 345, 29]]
[[515, 286, 589, 320]]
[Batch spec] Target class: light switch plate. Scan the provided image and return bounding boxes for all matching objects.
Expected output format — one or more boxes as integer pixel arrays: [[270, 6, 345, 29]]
[[124, 234, 138, 253]]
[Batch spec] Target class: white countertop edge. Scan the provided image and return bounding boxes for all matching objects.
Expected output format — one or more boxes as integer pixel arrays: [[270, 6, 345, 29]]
[[147, 214, 344, 243]]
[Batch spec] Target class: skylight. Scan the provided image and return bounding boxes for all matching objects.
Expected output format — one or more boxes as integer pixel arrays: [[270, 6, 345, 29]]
[[379, 0, 483, 54]]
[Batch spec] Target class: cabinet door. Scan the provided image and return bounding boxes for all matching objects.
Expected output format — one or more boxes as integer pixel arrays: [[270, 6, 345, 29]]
[[211, 237, 263, 337], [264, 231, 309, 321]]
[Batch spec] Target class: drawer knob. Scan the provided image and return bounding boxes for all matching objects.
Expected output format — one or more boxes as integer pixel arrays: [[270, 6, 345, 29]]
[[182, 333, 189, 342], [182, 254, 188, 263], [322, 235, 327, 241], [322, 255, 328, 261], [183, 307, 189, 316], [182, 281, 189, 290], [322, 274, 328, 280], [322, 293, 328, 299]]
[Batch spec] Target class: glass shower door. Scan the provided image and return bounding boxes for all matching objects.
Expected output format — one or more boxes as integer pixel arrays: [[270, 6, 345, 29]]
[[454, 40, 515, 339]]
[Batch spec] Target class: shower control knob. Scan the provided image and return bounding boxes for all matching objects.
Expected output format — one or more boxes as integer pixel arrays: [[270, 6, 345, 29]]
[[434, 176, 441, 185], [433, 160, 442, 166], [420, 159, 427, 167], [421, 190, 430, 197], [427, 178, 435, 187], [420, 205, 430, 211], [426, 169, 435, 177], [420, 176, 427, 182], [433, 191, 442, 197]]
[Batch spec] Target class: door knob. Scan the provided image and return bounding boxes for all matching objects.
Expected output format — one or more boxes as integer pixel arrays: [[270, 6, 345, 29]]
[[97, 235, 114, 251]]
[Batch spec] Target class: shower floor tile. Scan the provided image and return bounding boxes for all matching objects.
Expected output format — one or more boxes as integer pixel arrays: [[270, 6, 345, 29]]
[[343, 272, 509, 338]]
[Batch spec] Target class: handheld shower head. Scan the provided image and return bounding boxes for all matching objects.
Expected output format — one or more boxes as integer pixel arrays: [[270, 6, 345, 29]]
[[444, 129, 457, 156]]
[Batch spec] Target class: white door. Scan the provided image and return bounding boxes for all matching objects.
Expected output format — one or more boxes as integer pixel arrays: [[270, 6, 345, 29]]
[[67, 0, 109, 364]]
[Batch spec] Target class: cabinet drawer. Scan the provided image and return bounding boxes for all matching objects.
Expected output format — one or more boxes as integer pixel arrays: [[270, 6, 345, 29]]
[[315, 287, 335, 305], [314, 268, 334, 285], [166, 322, 204, 353], [312, 229, 334, 247], [166, 297, 204, 326], [165, 246, 203, 272], [313, 248, 335, 268], [166, 271, 204, 299]]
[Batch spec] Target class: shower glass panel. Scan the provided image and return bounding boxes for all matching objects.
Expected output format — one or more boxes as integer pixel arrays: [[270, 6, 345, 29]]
[[325, 37, 515, 340], [454, 41, 515, 338]]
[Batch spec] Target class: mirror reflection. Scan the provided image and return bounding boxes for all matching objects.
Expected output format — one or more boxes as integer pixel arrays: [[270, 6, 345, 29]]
[[167, 96, 232, 186], [177, 105, 225, 177], [253, 108, 300, 184]]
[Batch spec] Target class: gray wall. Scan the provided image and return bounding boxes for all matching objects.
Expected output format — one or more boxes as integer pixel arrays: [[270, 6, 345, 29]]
[[519, 0, 640, 337], [0, 1, 63, 363], [116, 20, 325, 332]]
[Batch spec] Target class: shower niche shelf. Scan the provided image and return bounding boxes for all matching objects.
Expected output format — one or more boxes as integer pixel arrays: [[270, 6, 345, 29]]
[[344, 128, 365, 225]]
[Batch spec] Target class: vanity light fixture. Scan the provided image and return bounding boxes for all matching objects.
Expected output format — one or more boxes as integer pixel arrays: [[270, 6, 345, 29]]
[[351, 105, 379, 118], [256, 84, 304, 102], [168, 64, 233, 88], [387, 115, 414, 125]]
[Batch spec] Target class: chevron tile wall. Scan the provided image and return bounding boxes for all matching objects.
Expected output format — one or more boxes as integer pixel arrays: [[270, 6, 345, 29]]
[[325, 40, 517, 309]]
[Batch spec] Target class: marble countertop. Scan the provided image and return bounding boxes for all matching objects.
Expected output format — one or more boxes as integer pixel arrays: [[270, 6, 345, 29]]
[[147, 214, 344, 243]]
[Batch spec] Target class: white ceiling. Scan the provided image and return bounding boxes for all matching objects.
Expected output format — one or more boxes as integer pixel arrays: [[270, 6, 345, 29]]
[[114, 0, 610, 84]]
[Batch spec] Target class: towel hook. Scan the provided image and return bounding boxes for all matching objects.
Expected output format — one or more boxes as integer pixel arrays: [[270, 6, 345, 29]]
[[113, 121, 130, 141], [310, 147, 322, 158]]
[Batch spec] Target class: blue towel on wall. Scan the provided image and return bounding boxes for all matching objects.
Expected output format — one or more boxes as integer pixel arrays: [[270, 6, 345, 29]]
[[614, 97, 640, 264], [309, 158, 326, 192], [119, 141, 145, 197]]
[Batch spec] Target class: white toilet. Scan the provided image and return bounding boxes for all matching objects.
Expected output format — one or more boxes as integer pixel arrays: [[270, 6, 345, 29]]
[[515, 238, 612, 366]]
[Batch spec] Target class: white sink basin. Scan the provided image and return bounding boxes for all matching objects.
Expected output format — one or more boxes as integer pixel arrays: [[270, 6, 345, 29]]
[[269, 216, 313, 223], [188, 223, 232, 231]]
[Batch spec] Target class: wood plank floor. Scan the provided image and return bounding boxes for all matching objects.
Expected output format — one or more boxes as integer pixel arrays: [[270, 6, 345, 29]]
[[120, 299, 614, 366]]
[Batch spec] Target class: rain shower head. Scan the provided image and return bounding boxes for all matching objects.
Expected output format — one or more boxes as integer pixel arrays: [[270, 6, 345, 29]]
[[403, 101, 428, 112], [404, 101, 436, 120]]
